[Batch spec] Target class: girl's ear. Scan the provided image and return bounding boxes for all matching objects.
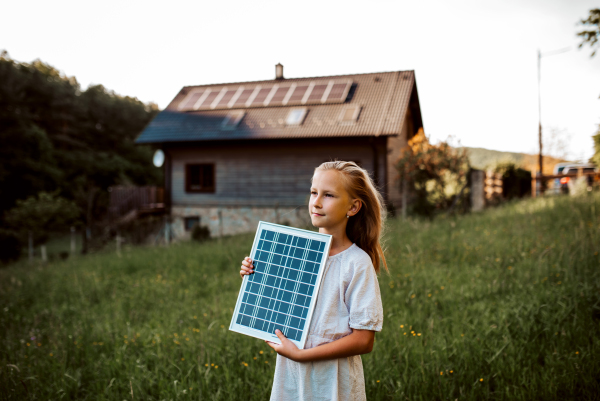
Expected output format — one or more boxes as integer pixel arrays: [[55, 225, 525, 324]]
[[348, 199, 362, 217]]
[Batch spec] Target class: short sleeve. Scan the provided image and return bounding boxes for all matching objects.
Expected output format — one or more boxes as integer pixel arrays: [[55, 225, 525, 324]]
[[344, 253, 383, 332]]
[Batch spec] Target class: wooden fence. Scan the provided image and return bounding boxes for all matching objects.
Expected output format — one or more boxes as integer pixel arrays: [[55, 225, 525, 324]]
[[108, 186, 165, 222]]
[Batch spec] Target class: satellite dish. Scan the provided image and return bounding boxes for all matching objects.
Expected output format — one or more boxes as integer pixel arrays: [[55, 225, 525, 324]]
[[153, 149, 165, 167]]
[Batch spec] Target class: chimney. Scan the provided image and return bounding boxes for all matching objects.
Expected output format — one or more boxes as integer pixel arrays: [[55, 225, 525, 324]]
[[275, 63, 284, 80]]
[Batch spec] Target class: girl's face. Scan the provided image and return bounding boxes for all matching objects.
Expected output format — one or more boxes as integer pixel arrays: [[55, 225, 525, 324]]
[[309, 170, 360, 231]]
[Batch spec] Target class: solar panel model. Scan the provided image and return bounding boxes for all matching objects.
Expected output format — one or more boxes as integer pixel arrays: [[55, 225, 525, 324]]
[[229, 222, 332, 349]]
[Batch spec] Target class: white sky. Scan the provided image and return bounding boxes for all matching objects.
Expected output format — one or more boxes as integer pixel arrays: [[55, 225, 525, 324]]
[[2, 0, 598, 160]]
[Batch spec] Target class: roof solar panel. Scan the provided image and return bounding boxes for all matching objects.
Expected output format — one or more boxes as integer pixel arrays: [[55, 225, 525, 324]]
[[307, 84, 328, 102], [287, 84, 309, 104], [327, 82, 350, 101], [251, 87, 273, 105], [178, 89, 206, 110], [268, 85, 291, 105], [233, 88, 255, 107], [197, 90, 220, 109], [180, 80, 353, 110], [229, 222, 332, 349], [215, 88, 236, 108]]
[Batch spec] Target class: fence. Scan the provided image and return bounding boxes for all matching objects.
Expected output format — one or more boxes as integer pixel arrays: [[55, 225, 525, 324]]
[[108, 186, 165, 222]]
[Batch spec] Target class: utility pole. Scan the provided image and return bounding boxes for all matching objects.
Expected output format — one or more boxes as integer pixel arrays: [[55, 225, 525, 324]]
[[537, 49, 542, 178], [537, 46, 570, 190]]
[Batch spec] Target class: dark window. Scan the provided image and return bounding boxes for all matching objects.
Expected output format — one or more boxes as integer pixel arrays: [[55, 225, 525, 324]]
[[186, 164, 215, 193], [184, 217, 200, 231]]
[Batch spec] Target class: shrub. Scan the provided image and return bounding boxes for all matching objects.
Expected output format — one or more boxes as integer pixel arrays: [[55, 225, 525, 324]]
[[191, 225, 211, 242], [397, 129, 470, 217]]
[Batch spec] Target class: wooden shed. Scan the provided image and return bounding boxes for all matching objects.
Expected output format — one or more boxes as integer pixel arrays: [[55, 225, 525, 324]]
[[135, 66, 424, 237]]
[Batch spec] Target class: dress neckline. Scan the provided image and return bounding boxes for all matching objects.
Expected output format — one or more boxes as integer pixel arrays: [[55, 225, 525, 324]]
[[327, 243, 356, 260]]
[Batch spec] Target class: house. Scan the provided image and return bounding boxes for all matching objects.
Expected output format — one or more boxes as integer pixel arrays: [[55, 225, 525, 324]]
[[135, 65, 424, 237]]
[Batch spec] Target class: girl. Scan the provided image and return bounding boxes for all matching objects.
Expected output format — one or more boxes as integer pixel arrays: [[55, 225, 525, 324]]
[[239, 161, 386, 401]]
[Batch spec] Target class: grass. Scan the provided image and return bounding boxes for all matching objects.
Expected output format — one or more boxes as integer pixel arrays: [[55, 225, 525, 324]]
[[1, 193, 599, 400]]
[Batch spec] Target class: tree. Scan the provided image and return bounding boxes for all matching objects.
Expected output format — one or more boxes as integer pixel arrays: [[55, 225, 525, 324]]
[[0, 52, 161, 254], [578, 9, 600, 57], [397, 129, 470, 217], [4, 192, 78, 254]]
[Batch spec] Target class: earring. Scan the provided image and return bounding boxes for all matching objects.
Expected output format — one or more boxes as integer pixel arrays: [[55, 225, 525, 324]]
[[346, 215, 350, 219]]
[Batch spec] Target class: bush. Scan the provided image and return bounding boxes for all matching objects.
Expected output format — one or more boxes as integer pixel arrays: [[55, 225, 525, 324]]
[[397, 129, 470, 217], [495, 163, 532, 199], [0, 229, 21, 264], [191, 225, 211, 242]]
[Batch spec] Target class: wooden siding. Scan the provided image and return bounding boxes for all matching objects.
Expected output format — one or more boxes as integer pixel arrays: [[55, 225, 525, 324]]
[[167, 137, 386, 208]]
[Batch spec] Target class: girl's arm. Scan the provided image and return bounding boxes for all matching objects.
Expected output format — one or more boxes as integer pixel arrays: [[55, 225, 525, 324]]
[[266, 329, 374, 362]]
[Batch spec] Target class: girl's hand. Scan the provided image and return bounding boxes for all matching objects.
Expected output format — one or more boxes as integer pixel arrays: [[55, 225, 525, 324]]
[[240, 257, 254, 278], [266, 329, 303, 361]]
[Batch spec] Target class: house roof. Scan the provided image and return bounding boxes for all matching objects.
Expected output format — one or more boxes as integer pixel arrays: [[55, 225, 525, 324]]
[[135, 70, 420, 144]]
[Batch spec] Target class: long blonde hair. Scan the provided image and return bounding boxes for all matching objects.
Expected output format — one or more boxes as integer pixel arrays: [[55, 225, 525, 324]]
[[314, 161, 388, 273]]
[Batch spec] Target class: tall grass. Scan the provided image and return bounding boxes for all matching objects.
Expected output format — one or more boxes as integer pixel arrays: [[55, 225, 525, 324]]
[[1, 194, 599, 400]]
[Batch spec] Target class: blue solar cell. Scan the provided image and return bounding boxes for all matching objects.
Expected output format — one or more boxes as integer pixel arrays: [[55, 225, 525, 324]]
[[307, 251, 319, 262], [287, 268, 299, 281], [290, 258, 301, 269], [293, 247, 304, 258], [265, 230, 275, 241], [279, 302, 291, 314], [279, 233, 289, 243], [284, 279, 295, 292], [309, 240, 322, 251], [257, 307, 268, 320], [291, 305, 303, 317], [289, 316, 301, 329], [296, 237, 307, 248], [259, 297, 271, 308], [295, 294, 307, 307], [265, 274, 276, 286]]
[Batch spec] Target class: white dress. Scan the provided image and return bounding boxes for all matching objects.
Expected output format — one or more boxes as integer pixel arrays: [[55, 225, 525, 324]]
[[270, 243, 384, 401]]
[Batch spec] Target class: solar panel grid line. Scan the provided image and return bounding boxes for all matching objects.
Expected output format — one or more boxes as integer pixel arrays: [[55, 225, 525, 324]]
[[229, 222, 332, 348]]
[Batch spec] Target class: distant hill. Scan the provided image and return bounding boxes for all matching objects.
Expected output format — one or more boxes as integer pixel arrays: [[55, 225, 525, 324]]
[[458, 147, 569, 175]]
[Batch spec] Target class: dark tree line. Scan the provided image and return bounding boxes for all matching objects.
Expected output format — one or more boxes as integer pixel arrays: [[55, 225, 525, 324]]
[[0, 51, 160, 260]]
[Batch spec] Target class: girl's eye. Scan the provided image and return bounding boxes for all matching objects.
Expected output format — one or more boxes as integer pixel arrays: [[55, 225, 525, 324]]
[[325, 194, 333, 197]]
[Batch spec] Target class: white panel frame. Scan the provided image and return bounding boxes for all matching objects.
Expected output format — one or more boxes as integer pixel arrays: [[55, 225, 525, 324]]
[[229, 222, 332, 349]]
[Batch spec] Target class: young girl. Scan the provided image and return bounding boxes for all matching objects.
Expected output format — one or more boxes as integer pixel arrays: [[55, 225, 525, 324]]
[[239, 161, 386, 400]]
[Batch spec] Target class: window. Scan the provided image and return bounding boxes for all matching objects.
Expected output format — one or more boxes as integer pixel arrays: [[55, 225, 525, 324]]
[[286, 108, 308, 126], [338, 105, 361, 124], [185, 164, 215, 193], [184, 217, 200, 231], [221, 111, 245, 129]]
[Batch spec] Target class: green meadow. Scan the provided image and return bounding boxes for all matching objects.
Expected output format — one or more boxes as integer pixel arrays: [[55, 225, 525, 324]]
[[1, 194, 599, 400]]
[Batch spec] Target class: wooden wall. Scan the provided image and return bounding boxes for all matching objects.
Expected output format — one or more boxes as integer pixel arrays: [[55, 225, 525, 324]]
[[167, 137, 387, 208]]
